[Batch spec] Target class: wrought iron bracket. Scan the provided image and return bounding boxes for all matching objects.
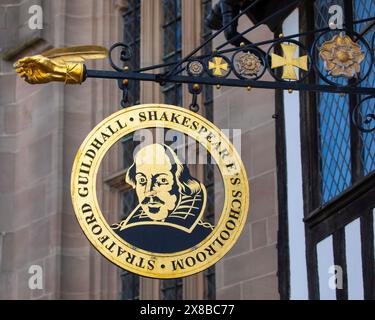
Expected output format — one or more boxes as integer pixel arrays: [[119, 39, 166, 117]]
[[83, 1, 375, 133], [86, 68, 375, 96]]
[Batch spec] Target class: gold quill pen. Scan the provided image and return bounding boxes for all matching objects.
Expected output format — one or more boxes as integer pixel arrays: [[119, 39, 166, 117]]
[[41, 45, 109, 63]]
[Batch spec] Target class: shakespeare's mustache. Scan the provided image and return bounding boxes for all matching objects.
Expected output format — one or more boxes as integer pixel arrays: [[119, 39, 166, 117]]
[[142, 196, 165, 205]]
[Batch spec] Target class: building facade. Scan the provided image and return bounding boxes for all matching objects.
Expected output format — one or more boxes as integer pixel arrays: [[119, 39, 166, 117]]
[[0, 0, 373, 300]]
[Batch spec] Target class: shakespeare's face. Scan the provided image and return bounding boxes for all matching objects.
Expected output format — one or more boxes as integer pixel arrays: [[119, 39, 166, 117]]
[[133, 144, 178, 221]]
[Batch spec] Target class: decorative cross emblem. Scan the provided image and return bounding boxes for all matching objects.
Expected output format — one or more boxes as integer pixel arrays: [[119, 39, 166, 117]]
[[271, 43, 308, 80], [208, 56, 229, 77]]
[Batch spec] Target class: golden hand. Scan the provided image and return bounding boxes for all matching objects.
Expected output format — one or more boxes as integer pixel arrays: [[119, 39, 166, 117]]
[[14, 55, 84, 85]]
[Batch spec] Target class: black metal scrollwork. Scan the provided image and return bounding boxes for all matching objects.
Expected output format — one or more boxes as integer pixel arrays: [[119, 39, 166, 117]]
[[83, 14, 375, 137], [109, 42, 133, 72], [109, 43, 133, 107], [352, 95, 375, 133]]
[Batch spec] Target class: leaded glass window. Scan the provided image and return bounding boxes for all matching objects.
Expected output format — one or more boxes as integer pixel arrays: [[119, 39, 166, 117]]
[[353, 0, 375, 175], [121, 270, 140, 300], [314, 0, 352, 204], [122, 0, 141, 188], [313, 0, 375, 205], [300, 0, 375, 300], [123, 0, 141, 105], [160, 0, 183, 300], [122, 0, 141, 169], [202, 0, 216, 301], [162, 0, 182, 105], [120, 0, 141, 301], [161, 279, 183, 300]]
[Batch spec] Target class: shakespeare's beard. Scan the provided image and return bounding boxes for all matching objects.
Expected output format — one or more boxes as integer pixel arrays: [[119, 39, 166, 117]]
[[138, 191, 178, 221]]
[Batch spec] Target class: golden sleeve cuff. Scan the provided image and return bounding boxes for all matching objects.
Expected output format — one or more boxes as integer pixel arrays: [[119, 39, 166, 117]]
[[64, 63, 84, 84]]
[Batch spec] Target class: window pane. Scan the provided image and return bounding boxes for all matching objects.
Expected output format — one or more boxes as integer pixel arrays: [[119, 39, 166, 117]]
[[345, 219, 364, 300], [121, 1, 141, 301], [314, 0, 352, 204], [317, 236, 336, 300], [121, 271, 140, 300], [161, 279, 183, 300], [204, 266, 216, 300], [162, 0, 182, 106], [318, 90, 352, 203], [160, 1, 183, 299], [176, 20, 182, 51], [123, 0, 141, 105]]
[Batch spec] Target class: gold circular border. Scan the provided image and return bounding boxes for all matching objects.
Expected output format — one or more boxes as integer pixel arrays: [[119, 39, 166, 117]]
[[71, 104, 249, 279]]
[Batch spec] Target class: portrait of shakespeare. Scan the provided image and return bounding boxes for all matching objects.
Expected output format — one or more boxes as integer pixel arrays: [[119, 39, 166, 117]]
[[112, 144, 215, 253]]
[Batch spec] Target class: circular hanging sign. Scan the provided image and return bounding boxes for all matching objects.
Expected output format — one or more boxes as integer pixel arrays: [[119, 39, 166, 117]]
[[71, 104, 249, 279]]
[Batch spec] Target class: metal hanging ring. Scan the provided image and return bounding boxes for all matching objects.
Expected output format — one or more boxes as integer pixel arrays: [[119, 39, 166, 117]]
[[189, 102, 200, 113], [205, 54, 232, 78], [187, 60, 205, 77], [189, 92, 200, 113], [188, 83, 202, 113], [266, 38, 312, 83], [231, 46, 267, 81], [118, 79, 130, 108], [311, 29, 373, 87]]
